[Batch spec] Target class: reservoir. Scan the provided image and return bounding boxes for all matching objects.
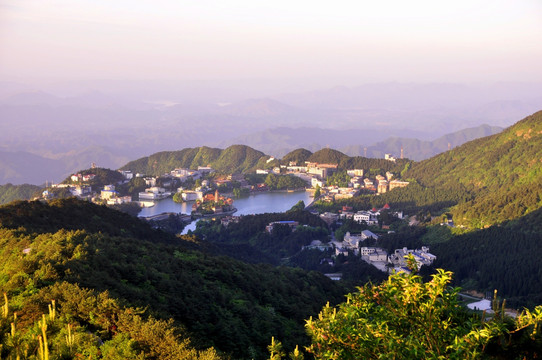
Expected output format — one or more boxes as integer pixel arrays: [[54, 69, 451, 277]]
[[138, 190, 313, 233]]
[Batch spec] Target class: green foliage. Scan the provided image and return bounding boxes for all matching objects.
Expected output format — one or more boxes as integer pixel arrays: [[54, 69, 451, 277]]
[[308, 148, 349, 164], [406, 111, 542, 227], [313, 185, 321, 198], [288, 200, 306, 213], [0, 183, 42, 205], [173, 191, 183, 203], [0, 285, 220, 360], [313, 182, 469, 216], [120, 145, 268, 176], [298, 269, 542, 359], [0, 199, 346, 359], [63, 167, 124, 188], [431, 211, 542, 308], [116, 176, 147, 200], [0, 198, 174, 244], [282, 149, 313, 165], [264, 174, 308, 190], [325, 171, 350, 187], [121, 146, 223, 176], [195, 212, 331, 262]]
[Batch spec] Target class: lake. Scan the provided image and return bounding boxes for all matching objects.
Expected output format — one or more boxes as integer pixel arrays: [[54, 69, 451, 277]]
[[138, 190, 313, 233]]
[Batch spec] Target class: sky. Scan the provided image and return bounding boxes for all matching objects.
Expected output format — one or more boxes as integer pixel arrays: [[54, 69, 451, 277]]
[[1, 0, 542, 85]]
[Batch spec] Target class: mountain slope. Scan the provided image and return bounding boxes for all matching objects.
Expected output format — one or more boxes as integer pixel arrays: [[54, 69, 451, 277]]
[[0, 199, 346, 359], [407, 110, 542, 227], [307, 148, 349, 164], [282, 148, 313, 164], [120, 145, 270, 175], [0, 183, 42, 204], [0, 150, 67, 185]]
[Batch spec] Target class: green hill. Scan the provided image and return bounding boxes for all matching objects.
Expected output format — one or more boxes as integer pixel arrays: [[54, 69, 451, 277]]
[[0, 183, 42, 204], [281, 148, 313, 164], [406, 110, 542, 227], [307, 148, 349, 164], [62, 167, 125, 187], [0, 199, 346, 359], [120, 145, 269, 176]]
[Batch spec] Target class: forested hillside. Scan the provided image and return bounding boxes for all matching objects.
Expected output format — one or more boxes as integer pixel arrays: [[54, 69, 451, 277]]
[[281, 148, 313, 164], [0, 183, 41, 204], [0, 199, 346, 359], [403, 111, 542, 227], [120, 145, 272, 176], [426, 206, 542, 308]]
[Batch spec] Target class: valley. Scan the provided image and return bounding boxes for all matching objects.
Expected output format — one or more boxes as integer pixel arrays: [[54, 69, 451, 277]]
[[1, 111, 542, 359]]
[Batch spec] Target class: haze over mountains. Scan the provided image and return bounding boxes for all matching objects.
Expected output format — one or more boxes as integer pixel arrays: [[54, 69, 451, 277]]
[[1, 80, 540, 184]]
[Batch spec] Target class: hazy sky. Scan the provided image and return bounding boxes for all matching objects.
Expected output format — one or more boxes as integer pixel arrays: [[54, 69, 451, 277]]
[[1, 0, 541, 84]]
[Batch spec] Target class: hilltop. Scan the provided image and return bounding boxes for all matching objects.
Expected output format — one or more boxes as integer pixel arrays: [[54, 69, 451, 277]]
[[120, 145, 272, 176]]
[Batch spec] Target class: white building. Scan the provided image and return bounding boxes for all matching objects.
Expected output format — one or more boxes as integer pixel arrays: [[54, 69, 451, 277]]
[[181, 190, 203, 201], [119, 170, 133, 180], [144, 177, 157, 187], [69, 185, 92, 197], [107, 196, 132, 205], [389, 246, 437, 270], [139, 187, 171, 200], [347, 169, 364, 177], [353, 211, 379, 225], [311, 178, 324, 188], [197, 166, 214, 174]]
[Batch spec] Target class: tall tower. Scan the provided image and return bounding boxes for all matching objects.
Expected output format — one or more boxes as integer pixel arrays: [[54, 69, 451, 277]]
[[400, 146, 404, 159], [364, 147, 367, 157], [448, 142, 451, 151], [215, 189, 219, 204]]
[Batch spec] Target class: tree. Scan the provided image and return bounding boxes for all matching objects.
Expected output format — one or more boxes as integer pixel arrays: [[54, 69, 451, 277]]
[[288, 200, 305, 212], [173, 192, 183, 203], [270, 262, 542, 359], [313, 185, 321, 198]]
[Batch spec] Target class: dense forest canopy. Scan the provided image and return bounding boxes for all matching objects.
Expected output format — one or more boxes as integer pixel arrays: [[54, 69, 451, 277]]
[[405, 110, 542, 227], [0, 183, 42, 205], [120, 145, 272, 176], [0, 199, 346, 359]]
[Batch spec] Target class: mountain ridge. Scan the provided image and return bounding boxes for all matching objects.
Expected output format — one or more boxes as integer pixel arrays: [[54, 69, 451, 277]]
[[406, 110, 542, 227]]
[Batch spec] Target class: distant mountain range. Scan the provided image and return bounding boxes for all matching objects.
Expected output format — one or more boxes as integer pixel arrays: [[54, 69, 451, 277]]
[[2, 81, 540, 185], [219, 124, 503, 160], [0, 123, 504, 185]]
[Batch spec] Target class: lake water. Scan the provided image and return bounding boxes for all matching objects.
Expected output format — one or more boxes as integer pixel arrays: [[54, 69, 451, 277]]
[[138, 191, 313, 233]]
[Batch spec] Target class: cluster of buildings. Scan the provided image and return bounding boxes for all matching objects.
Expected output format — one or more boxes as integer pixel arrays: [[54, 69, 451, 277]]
[[70, 173, 96, 182], [192, 189, 235, 215], [257, 159, 411, 199], [44, 170, 136, 206], [170, 166, 214, 181], [389, 247, 437, 272], [319, 204, 404, 227], [305, 229, 436, 275]]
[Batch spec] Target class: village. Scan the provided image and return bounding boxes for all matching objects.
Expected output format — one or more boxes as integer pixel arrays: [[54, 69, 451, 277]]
[[37, 154, 435, 280], [40, 152, 410, 214]]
